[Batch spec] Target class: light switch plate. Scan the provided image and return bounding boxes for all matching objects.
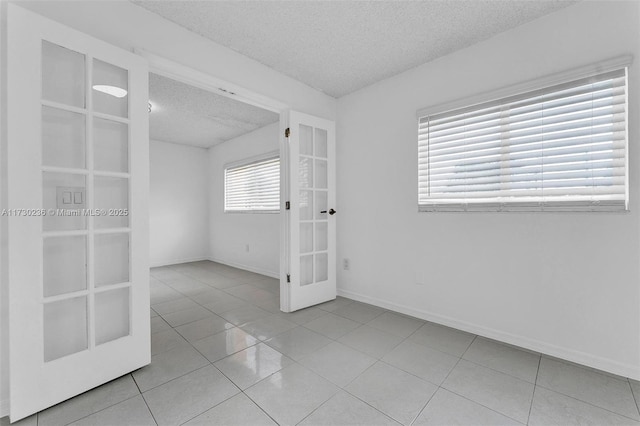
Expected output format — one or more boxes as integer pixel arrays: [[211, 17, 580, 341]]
[[56, 186, 85, 209]]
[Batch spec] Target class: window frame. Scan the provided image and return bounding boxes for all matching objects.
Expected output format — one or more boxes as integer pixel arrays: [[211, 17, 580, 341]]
[[416, 56, 632, 213], [224, 151, 280, 214]]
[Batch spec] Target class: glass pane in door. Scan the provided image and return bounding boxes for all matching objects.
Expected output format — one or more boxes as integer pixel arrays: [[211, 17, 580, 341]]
[[300, 190, 313, 220], [315, 159, 327, 189], [314, 128, 327, 158], [300, 255, 313, 286], [94, 118, 128, 172], [43, 236, 87, 297], [299, 157, 313, 188], [94, 233, 129, 287], [42, 106, 85, 169], [93, 59, 128, 118], [95, 287, 130, 345], [43, 296, 88, 362], [315, 253, 328, 282], [94, 176, 129, 228], [300, 124, 313, 155], [315, 222, 327, 251], [300, 223, 313, 254], [42, 41, 85, 108]]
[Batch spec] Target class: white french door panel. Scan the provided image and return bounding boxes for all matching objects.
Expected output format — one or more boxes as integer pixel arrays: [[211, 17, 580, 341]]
[[7, 5, 149, 421], [285, 111, 336, 312]]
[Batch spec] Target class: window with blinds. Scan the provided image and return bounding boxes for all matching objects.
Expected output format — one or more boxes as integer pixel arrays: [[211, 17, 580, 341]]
[[418, 67, 628, 212], [224, 156, 280, 212]]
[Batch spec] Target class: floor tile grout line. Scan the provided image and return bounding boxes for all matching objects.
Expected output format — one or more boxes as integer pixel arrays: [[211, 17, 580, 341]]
[[233, 343, 401, 426], [349, 325, 408, 359], [134, 358, 213, 395], [213, 344, 297, 391], [451, 354, 540, 385], [328, 304, 388, 324], [437, 339, 466, 387], [412, 337, 476, 424], [411, 335, 520, 424], [176, 392, 239, 426], [374, 357, 444, 389], [137, 387, 160, 426], [144, 331, 245, 422], [532, 383, 640, 422], [154, 289, 274, 328], [241, 391, 282, 426], [59, 394, 146, 426], [435, 387, 528, 425], [390, 330, 545, 388], [295, 387, 400, 426], [240, 359, 339, 425], [407, 385, 438, 426], [629, 379, 640, 418], [526, 355, 543, 425], [188, 329, 261, 363], [539, 354, 632, 383], [526, 385, 539, 426], [338, 383, 420, 426], [172, 363, 245, 425]]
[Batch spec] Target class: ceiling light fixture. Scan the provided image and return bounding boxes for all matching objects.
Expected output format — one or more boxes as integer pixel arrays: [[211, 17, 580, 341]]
[[92, 85, 128, 98]]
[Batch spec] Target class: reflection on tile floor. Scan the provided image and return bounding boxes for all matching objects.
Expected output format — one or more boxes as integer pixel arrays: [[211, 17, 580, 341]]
[[3, 260, 640, 425]]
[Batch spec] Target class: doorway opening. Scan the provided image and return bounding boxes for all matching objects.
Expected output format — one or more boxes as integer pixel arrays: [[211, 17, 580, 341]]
[[147, 71, 285, 319]]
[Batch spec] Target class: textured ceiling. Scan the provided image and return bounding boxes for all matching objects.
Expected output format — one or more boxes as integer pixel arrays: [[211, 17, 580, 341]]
[[149, 73, 279, 148], [134, 0, 577, 98]]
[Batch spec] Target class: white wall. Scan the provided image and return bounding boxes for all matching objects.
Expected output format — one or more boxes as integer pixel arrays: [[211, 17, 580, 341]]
[[209, 123, 280, 278], [336, 0, 640, 379], [150, 140, 209, 267]]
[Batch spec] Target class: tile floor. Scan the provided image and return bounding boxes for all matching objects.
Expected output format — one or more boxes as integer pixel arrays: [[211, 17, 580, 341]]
[[3, 260, 640, 425]]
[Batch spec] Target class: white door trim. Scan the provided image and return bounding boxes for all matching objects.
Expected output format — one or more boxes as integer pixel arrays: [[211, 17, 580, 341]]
[[135, 49, 289, 114]]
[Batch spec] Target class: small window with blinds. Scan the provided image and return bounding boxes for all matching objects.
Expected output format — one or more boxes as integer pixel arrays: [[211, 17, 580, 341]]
[[418, 67, 628, 212], [224, 155, 280, 213]]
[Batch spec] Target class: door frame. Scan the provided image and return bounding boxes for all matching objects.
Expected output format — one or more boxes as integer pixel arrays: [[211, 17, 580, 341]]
[[136, 50, 297, 312]]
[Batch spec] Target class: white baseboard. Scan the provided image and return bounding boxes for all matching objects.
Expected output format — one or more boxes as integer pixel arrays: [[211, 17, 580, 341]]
[[338, 287, 640, 380], [150, 255, 209, 268], [0, 398, 8, 419], [208, 257, 279, 279]]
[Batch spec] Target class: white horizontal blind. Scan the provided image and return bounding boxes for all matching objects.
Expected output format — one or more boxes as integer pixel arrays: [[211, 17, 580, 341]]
[[225, 156, 280, 212], [418, 68, 628, 212]]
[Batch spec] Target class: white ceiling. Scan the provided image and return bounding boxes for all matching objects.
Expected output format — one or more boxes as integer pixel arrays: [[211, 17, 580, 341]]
[[149, 73, 279, 148], [134, 0, 576, 98]]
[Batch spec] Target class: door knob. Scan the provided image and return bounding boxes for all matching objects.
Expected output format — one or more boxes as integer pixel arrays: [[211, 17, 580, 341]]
[[320, 208, 336, 215]]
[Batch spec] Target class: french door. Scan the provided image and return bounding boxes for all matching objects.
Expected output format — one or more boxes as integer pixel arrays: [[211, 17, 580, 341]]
[[283, 111, 336, 312], [7, 5, 149, 421]]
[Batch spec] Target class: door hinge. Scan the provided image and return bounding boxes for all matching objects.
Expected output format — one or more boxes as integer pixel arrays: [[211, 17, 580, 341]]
[[285, 127, 290, 138], [285, 201, 290, 210], [286, 274, 291, 283]]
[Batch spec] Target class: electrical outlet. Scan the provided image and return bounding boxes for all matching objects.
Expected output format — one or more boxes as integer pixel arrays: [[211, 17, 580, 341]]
[[343, 258, 350, 270]]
